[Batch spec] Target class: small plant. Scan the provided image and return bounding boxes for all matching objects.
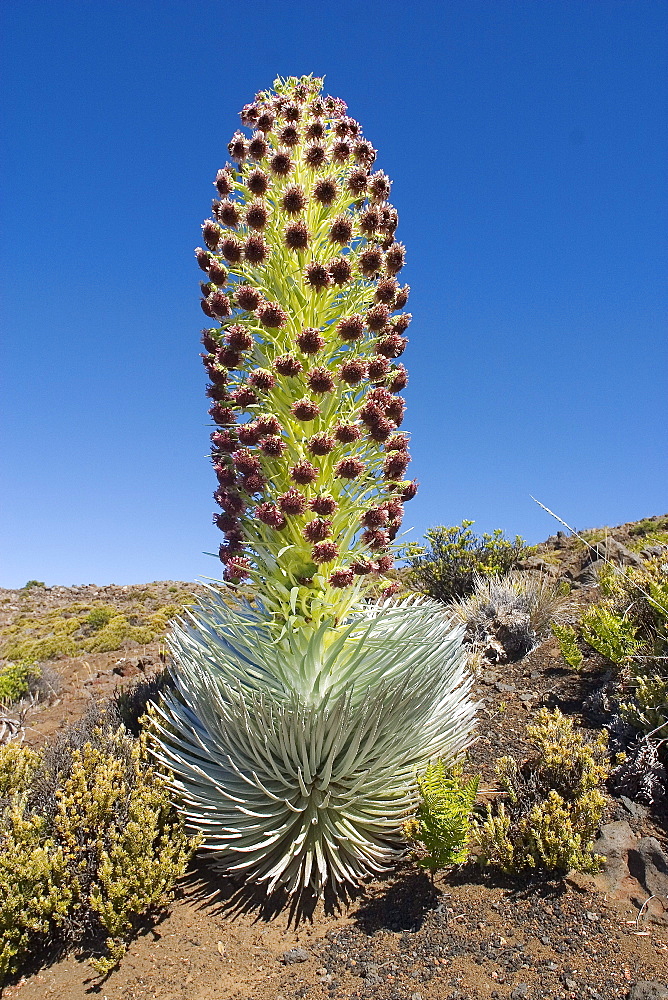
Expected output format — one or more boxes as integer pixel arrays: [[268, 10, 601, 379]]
[[21, 581, 45, 590], [581, 605, 639, 663], [404, 759, 479, 877], [552, 623, 584, 670], [0, 706, 198, 983], [475, 708, 609, 875], [448, 570, 573, 663], [84, 606, 116, 631], [0, 660, 40, 706], [404, 521, 528, 604]]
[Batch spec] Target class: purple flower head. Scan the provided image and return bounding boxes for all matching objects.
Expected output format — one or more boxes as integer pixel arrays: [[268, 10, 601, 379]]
[[307, 367, 335, 394], [291, 398, 320, 421], [362, 528, 389, 550], [305, 119, 325, 141], [242, 471, 266, 494], [394, 285, 410, 309], [329, 215, 353, 245], [232, 386, 258, 407], [368, 171, 392, 202], [278, 489, 307, 516], [383, 451, 410, 480], [248, 131, 269, 159], [338, 359, 367, 385], [278, 123, 300, 147], [334, 423, 361, 443], [273, 353, 303, 377], [351, 559, 373, 576], [270, 150, 293, 177], [304, 262, 331, 291], [313, 177, 338, 205], [232, 448, 261, 474], [237, 422, 262, 446], [235, 285, 262, 310], [296, 328, 325, 354], [257, 301, 287, 328], [386, 433, 409, 453], [329, 257, 352, 286], [201, 329, 220, 353], [312, 541, 338, 564], [384, 242, 406, 275], [359, 248, 384, 279], [202, 221, 221, 251], [359, 207, 381, 235], [303, 518, 332, 543], [361, 507, 389, 528], [216, 199, 240, 227], [246, 169, 270, 196], [248, 369, 276, 391], [375, 278, 398, 304], [220, 236, 243, 263], [365, 303, 390, 331], [347, 169, 368, 195], [245, 200, 269, 230], [228, 132, 248, 163], [332, 140, 352, 163], [307, 432, 336, 455], [244, 234, 269, 265], [304, 144, 327, 169], [214, 168, 235, 198], [256, 109, 275, 132], [225, 325, 253, 351], [388, 364, 408, 391], [335, 456, 365, 479], [385, 397, 406, 425], [290, 460, 319, 485], [259, 435, 284, 457], [210, 404, 237, 426], [329, 568, 355, 588], [211, 429, 237, 453], [392, 313, 412, 334], [256, 503, 287, 529], [337, 315, 364, 342], [195, 247, 212, 271], [281, 185, 307, 214], [309, 493, 338, 516], [284, 220, 309, 251], [208, 261, 228, 285], [214, 511, 239, 532], [367, 357, 390, 382]]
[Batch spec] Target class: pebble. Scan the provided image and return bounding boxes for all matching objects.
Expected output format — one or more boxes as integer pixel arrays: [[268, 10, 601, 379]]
[[281, 948, 309, 964], [511, 986, 529, 998]]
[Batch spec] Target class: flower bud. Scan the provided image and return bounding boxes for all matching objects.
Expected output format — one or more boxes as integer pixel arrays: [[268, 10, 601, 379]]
[[306, 432, 336, 455], [386, 433, 409, 453], [375, 334, 407, 358], [259, 435, 284, 457], [362, 528, 389, 550], [351, 559, 373, 576], [244, 234, 269, 264], [306, 367, 335, 394], [375, 278, 398, 304], [388, 364, 408, 391], [304, 143, 327, 169], [304, 262, 331, 290], [353, 140, 376, 166], [248, 369, 276, 391], [337, 315, 364, 342], [367, 357, 390, 381], [270, 150, 293, 177], [329, 257, 352, 285], [385, 397, 406, 424], [211, 430, 237, 453], [246, 200, 269, 230], [347, 168, 367, 195], [228, 131, 249, 162], [329, 215, 353, 245], [211, 404, 237, 426], [237, 423, 262, 446], [249, 131, 270, 159], [216, 199, 240, 227], [256, 503, 287, 529], [392, 313, 412, 334], [313, 178, 338, 204], [332, 140, 351, 163], [256, 110, 275, 132], [305, 119, 325, 141], [284, 220, 309, 250], [384, 452, 410, 479], [214, 511, 239, 531], [201, 329, 220, 353], [278, 123, 300, 147], [242, 472, 266, 494], [394, 285, 410, 309], [208, 261, 229, 285], [195, 247, 213, 271], [375, 555, 394, 573], [359, 248, 384, 278], [215, 168, 235, 197], [232, 449, 261, 473], [384, 242, 406, 275], [334, 423, 361, 443], [365, 303, 390, 331], [368, 171, 391, 201], [232, 386, 258, 407], [361, 508, 389, 528], [220, 236, 243, 263]]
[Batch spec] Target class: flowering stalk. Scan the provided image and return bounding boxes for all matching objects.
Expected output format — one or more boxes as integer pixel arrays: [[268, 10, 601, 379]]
[[196, 75, 416, 627]]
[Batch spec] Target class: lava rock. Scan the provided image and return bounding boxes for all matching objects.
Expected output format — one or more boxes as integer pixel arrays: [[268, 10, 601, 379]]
[[629, 983, 668, 1000], [281, 948, 310, 964]]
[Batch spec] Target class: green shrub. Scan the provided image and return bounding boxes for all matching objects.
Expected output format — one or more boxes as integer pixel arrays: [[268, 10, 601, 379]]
[[404, 521, 528, 604], [22, 581, 45, 590], [85, 606, 116, 631], [0, 707, 199, 983], [404, 760, 479, 876], [475, 709, 609, 875], [551, 623, 584, 670], [581, 605, 639, 663], [0, 660, 40, 706]]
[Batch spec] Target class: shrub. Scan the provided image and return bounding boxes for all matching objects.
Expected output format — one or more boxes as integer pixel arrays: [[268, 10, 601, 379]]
[[475, 708, 609, 875], [404, 759, 479, 876], [448, 571, 573, 663], [404, 521, 528, 604], [0, 706, 198, 983], [0, 660, 40, 706]]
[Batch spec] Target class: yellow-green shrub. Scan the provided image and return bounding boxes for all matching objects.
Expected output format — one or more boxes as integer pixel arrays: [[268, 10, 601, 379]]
[[551, 623, 584, 670], [475, 708, 609, 875], [581, 604, 639, 663], [0, 660, 40, 705], [0, 711, 199, 984]]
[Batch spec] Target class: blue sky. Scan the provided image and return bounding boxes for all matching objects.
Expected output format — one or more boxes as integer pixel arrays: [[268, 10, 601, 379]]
[[1, 0, 666, 588]]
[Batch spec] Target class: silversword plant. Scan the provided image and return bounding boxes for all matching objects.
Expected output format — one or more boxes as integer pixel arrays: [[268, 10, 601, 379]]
[[151, 76, 475, 899]]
